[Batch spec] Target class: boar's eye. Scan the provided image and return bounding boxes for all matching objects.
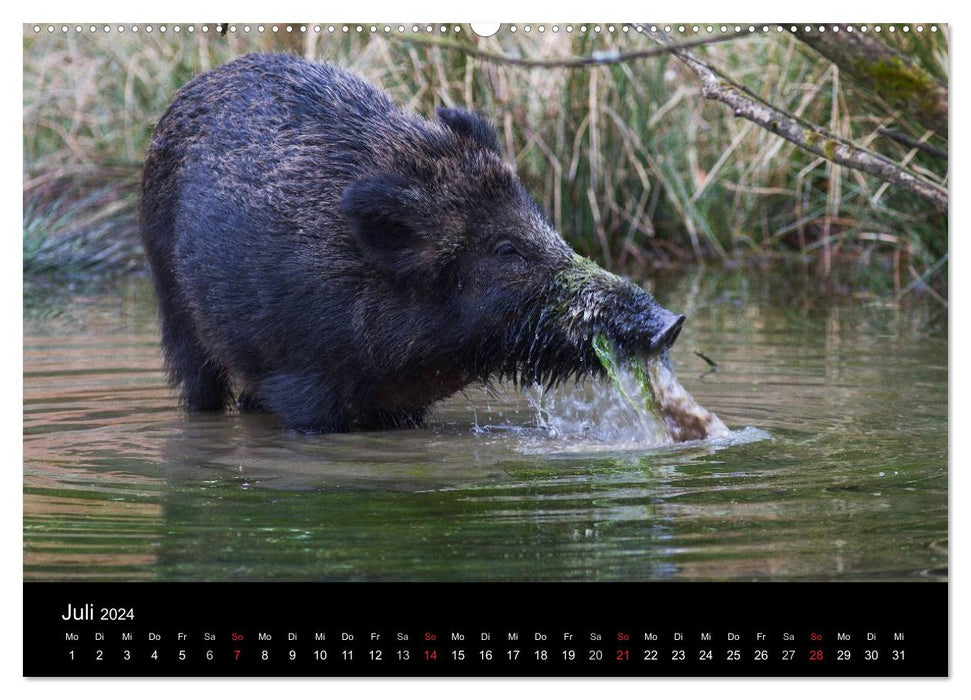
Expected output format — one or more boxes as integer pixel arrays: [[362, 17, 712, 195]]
[[492, 240, 523, 260]]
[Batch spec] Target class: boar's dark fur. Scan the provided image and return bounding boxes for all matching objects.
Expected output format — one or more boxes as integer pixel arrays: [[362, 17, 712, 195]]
[[140, 53, 684, 432]]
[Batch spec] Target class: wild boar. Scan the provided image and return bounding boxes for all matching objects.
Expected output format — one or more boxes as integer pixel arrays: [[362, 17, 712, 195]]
[[139, 53, 684, 432]]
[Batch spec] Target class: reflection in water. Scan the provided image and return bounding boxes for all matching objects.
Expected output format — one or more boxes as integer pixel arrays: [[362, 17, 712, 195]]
[[23, 270, 947, 581]]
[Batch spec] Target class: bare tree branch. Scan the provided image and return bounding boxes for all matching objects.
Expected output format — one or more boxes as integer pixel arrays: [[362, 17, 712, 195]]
[[644, 28, 947, 213], [797, 25, 948, 138], [877, 127, 948, 160], [391, 30, 749, 69]]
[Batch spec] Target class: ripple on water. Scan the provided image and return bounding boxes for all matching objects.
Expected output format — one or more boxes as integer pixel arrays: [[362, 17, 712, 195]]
[[23, 275, 947, 581]]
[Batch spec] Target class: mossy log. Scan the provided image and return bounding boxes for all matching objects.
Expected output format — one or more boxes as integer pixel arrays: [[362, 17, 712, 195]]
[[797, 26, 948, 138]]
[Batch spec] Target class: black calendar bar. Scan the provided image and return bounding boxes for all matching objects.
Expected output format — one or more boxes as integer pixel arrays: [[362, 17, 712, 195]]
[[24, 582, 947, 677]]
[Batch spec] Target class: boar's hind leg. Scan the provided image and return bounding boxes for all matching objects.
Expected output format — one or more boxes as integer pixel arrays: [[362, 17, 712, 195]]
[[256, 373, 349, 433], [141, 166, 231, 412], [153, 270, 231, 412], [178, 338, 232, 412]]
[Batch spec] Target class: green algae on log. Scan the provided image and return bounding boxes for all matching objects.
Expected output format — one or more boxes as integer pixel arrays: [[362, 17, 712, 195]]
[[593, 334, 729, 443]]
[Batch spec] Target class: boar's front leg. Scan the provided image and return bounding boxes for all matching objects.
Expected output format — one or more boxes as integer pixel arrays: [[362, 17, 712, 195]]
[[254, 373, 349, 433]]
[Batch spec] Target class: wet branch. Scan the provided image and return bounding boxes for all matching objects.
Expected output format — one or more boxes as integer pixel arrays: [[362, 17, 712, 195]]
[[645, 28, 948, 213]]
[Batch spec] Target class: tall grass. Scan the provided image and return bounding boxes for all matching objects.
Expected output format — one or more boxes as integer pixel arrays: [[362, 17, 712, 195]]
[[23, 24, 948, 295]]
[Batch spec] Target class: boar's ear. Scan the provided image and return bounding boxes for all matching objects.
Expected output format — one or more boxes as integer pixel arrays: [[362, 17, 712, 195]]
[[437, 107, 501, 155], [341, 174, 439, 279]]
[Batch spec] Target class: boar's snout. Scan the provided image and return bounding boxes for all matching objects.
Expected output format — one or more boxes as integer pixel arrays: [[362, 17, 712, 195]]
[[649, 310, 685, 353], [621, 304, 685, 355], [555, 260, 687, 362], [607, 297, 686, 357]]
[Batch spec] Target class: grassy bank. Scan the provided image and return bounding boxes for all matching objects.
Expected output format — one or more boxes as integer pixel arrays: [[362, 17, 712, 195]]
[[23, 24, 948, 296]]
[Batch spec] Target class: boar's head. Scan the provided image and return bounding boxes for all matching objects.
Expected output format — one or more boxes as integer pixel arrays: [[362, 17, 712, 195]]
[[340, 107, 684, 394]]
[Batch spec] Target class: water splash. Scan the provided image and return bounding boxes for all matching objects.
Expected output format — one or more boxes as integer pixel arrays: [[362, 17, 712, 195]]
[[519, 335, 733, 452]]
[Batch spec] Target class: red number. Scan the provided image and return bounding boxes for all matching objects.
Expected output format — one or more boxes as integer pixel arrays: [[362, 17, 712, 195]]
[[616, 649, 629, 661], [234, 649, 241, 661], [810, 649, 824, 661]]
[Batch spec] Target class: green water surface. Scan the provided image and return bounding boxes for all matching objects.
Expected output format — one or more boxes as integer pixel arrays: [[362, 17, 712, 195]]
[[23, 268, 947, 581]]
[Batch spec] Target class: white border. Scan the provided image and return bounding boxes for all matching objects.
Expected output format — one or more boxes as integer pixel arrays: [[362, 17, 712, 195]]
[[7, 1, 963, 698]]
